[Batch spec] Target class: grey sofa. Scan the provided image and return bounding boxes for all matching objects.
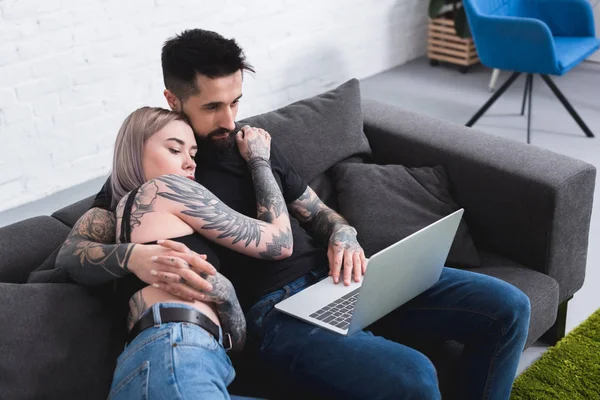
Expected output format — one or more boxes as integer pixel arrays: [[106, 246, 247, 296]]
[[0, 81, 595, 399]]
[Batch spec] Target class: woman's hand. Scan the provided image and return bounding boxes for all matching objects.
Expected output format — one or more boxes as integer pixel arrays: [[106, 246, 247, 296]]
[[236, 125, 271, 162], [128, 239, 217, 301]]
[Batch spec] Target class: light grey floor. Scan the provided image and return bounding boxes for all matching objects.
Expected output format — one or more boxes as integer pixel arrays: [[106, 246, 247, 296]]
[[2, 56, 599, 377], [361, 57, 600, 375]]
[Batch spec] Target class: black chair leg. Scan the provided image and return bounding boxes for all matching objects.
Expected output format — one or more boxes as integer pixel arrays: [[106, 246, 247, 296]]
[[541, 296, 573, 346], [527, 74, 533, 144], [540, 74, 595, 138], [466, 72, 521, 127], [521, 74, 530, 116]]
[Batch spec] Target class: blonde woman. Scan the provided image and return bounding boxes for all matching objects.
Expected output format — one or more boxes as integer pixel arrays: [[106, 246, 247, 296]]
[[108, 107, 292, 400]]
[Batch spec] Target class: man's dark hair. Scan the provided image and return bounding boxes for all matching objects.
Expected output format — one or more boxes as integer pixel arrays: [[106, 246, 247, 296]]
[[161, 29, 255, 101]]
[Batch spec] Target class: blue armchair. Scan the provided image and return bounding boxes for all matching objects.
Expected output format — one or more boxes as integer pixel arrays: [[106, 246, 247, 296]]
[[463, 0, 600, 143]]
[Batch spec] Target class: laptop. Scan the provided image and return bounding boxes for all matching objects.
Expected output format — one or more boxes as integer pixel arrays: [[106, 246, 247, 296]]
[[275, 209, 464, 336]]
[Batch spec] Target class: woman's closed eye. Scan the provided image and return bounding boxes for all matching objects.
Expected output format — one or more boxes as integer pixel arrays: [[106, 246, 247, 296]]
[[169, 148, 181, 154]]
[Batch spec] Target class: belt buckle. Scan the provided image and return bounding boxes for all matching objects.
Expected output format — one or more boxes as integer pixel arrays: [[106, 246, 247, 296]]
[[223, 333, 233, 351]]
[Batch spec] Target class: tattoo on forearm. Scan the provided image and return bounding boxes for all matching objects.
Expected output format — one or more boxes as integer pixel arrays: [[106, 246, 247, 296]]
[[57, 208, 134, 284], [289, 187, 320, 224], [247, 158, 289, 224], [290, 187, 350, 245], [155, 174, 264, 247], [202, 273, 246, 352], [127, 291, 148, 331], [259, 228, 293, 260]]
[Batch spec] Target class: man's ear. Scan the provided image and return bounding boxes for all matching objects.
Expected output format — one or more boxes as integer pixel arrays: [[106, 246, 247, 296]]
[[164, 89, 181, 112]]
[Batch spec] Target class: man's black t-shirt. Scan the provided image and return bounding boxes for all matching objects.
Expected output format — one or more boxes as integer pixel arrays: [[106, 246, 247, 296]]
[[92, 142, 328, 310]]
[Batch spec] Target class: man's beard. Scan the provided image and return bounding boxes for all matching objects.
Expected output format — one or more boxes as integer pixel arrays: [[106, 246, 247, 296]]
[[197, 127, 236, 158]]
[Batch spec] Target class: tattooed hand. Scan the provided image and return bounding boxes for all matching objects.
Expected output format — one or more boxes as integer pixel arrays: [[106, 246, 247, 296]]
[[201, 272, 236, 304], [202, 272, 247, 352], [328, 225, 368, 286], [236, 125, 271, 162]]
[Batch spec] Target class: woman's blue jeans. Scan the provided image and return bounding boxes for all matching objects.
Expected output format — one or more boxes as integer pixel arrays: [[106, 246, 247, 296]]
[[246, 266, 531, 400], [108, 303, 254, 400]]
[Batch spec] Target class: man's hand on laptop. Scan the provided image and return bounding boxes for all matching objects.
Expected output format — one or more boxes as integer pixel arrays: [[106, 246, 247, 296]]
[[128, 239, 217, 301], [328, 226, 368, 286]]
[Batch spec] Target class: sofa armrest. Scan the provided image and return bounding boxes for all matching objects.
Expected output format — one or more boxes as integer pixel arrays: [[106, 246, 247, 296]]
[[362, 98, 596, 302], [0, 283, 120, 399], [0, 216, 71, 283]]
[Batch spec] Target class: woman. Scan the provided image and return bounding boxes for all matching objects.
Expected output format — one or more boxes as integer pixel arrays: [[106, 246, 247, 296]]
[[108, 107, 292, 399]]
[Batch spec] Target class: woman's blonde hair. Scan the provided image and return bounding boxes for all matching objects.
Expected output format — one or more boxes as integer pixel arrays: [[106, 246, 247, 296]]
[[111, 107, 186, 208]]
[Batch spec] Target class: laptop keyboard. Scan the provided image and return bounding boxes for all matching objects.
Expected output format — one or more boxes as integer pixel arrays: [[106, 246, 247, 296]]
[[309, 288, 361, 330]]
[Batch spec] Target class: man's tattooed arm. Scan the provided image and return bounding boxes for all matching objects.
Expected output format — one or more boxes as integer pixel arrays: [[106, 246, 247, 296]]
[[288, 186, 356, 245], [289, 186, 366, 284], [247, 157, 289, 224], [127, 291, 148, 331], [201, 272, 246, 352], [154, 175, 292, 260], [247, 157, 293, 260], [56, 207, 134, 284]]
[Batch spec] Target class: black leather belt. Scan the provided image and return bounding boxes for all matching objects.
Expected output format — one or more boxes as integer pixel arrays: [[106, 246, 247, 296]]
[[127, 308, 232, 350]]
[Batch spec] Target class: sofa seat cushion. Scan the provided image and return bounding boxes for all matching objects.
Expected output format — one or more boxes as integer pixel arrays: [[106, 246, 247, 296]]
[[466, 251, 559, 348], [332, 162, 480, 268], [239, 79, 372, 183], [0, 283, 122, 400], [409, 252, 559, 397], [0, 216, 71, 283]]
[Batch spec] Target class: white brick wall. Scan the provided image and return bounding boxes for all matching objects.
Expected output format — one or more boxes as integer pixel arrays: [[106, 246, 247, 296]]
[[0, 0, 428, 212]]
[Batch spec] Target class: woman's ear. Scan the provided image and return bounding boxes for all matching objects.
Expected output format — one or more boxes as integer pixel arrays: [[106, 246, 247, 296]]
[[164, 89, 181, 112]]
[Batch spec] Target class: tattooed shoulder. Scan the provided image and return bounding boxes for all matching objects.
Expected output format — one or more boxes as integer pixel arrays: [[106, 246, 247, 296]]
[[115, 196, 127, 244], [76, 207, 117, 244], [130, 181, 159, 229]]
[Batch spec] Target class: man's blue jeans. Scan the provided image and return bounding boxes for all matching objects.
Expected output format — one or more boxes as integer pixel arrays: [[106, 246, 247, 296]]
[[246, 266, 531, 399]]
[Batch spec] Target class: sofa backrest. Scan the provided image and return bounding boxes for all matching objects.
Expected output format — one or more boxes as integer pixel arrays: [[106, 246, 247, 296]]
[[0, 216, 70, 283], [52, 195, 95, 228], [239, 79, 372, 183]]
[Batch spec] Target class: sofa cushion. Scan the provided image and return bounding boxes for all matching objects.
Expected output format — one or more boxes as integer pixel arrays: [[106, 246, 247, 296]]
[[239, 79, 372, 182], [0, 283, 122, 400], [51, 195, 95, 228], [332, 163, 480, 268], [0, 217, 71, 283], [469, 251, 560, 348]]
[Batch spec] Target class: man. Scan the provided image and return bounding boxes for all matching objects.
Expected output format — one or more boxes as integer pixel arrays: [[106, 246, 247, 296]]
[[57, 29, 531, 399]]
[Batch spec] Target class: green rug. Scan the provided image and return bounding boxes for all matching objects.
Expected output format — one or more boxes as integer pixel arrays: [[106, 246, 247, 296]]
[[510, 308, 600, 400]]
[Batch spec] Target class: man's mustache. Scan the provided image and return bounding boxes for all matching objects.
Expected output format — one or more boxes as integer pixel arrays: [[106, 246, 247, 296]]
[[207, 128, 234, 139]]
